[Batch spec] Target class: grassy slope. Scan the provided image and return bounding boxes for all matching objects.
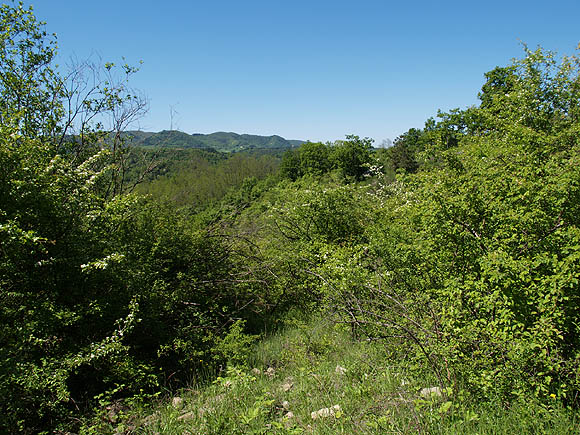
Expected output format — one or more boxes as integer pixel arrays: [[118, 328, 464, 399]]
[[99, 316, 578, 434]]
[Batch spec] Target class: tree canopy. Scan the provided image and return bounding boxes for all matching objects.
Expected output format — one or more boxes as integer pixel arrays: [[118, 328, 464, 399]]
[[2, 3, 580, 432]]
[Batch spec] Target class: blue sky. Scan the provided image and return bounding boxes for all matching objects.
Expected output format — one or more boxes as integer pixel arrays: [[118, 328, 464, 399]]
[[29, 0, 580, 144]]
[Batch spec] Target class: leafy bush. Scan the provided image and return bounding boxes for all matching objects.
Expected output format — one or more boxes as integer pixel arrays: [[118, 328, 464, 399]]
[[280, 136, 373, 182], [0, 5, 275, 432], [0, 130, 266, 430], [325, 46, 580, 405]]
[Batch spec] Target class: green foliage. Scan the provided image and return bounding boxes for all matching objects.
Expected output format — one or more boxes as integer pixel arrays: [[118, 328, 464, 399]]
[[0, 128, 261, 430], [279, 148, 302, 181], [379, 128, 424, 173], [280, 142, 332, 180], [115, 317, 579, 434], [331, 135, 373, 180], [135, 150, 279, 209], [325, 46, 580, 406], [0, 5, 279, 432], [3, 2, 580, 430], [478, 65, 518, 109], [0, 2, 62, 137], [129, 129, 301, 153], [280, 136, 373, 182], [268, 180, 371, 244], [299, 141, 332, 176], [211, 320, 259, 367]]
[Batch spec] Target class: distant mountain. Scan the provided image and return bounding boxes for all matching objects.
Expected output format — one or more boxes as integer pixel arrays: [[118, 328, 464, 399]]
[[122, 130, 304, 153]]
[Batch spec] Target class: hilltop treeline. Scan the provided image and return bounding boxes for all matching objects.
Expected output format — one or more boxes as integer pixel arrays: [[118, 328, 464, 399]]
[[1, 4, 579, 432], [121, 129, 302, 153]]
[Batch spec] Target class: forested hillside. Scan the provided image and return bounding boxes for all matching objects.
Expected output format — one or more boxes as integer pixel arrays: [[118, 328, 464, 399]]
[[122, 130, 303, 153], [1, 4, 579, 433]]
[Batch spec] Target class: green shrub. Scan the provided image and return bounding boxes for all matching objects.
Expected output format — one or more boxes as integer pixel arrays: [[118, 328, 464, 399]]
[[325, 47, 580, 406]]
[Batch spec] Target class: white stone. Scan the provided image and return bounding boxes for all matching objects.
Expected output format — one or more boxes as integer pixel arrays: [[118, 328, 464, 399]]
[[311, 405, 341, 419], [280, 382, 293, 392], [177, 411, 195, 421], [420, 386, 442, 397]]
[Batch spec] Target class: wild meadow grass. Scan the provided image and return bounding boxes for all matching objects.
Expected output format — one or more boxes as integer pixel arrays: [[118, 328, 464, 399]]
[[104, 316, 578, 434]]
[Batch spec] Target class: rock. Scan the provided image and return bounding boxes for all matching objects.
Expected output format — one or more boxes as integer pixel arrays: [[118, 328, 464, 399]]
[[265, 367, 276, 377], [171, 397, 184, 408], [177, 411, 196, 421], [105, 403, 122, 423], [311, 404, 341, 419], [141, 412, 158, 426], [420, 386, 442, 397], [280, 382, 293, 392], [283, 411, 295, 428], [281, 400, 290, 410], [106, 409, 117, 423], [335, 365, 347, 375], [251, 367, 261, 375]]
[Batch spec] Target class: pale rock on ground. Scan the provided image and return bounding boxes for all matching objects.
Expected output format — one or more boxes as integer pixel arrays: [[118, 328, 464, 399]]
[[420, 386, 442, 397], [311, 404, 341, 420], [177, 411, 195, 421]]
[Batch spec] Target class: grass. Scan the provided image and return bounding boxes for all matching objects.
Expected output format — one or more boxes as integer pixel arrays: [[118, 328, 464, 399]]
[[94, 315, 579, 434]]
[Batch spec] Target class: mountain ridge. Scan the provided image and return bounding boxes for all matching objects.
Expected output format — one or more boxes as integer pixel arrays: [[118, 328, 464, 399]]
[[123, 130, 304, 152]]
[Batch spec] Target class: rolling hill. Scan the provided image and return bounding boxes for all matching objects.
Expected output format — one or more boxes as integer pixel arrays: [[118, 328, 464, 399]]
[[123, 130, 304, 152]]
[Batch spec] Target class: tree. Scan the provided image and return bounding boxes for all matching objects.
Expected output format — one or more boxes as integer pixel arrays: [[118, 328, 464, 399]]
[[0, 4, 248, 432], [0, 2, 62, 137], [478, 65, 518, 109], [299, 141, 332, 175], [279, 142, 332, 180], [331, 135, 373, 180], [387, 128, 424, 173], [280, 148, 301, 180], [327, 46, 580, 405]]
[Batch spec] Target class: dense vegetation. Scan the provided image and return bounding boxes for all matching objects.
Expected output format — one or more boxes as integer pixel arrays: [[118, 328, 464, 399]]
[[1, 3, 579, 433], [122, 130, 303, 153], [132, 148, 280, 209]]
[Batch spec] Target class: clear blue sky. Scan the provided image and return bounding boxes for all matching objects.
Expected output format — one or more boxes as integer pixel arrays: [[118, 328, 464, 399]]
[[29, 0, 580, 144]]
